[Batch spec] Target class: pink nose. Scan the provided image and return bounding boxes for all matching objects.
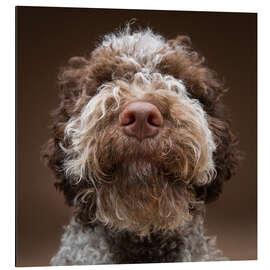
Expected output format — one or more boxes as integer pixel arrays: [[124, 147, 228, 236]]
[[119, 102, 163, 141]]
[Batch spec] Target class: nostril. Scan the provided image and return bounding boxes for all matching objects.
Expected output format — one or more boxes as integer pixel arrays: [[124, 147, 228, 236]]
[[120, 111, 136, 126], [147, 112, 163, 127]]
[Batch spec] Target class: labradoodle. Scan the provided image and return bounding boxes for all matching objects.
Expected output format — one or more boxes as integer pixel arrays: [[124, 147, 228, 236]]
[[42, 26, 240, 265]]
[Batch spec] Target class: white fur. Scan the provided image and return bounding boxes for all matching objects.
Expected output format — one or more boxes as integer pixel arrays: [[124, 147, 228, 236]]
[[101, 28, 179, 76]]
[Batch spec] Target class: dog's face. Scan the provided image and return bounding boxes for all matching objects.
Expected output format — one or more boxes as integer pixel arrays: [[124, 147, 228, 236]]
[[43, 29, 239, 236]]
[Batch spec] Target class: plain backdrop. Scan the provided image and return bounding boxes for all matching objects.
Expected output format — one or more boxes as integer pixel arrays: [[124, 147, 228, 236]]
[[16, 7, 257, 266]]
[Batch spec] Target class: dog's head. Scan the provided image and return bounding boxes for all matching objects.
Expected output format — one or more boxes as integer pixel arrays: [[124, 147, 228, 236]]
[[42, 28, 240, 236]]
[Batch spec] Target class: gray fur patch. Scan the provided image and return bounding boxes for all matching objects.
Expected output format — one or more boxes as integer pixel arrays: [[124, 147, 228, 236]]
[[51, 215, 225, 265], [51, 219, 114, 265]]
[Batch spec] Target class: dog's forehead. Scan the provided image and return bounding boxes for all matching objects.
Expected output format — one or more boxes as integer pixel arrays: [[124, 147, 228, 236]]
[[89, 29, 190, 95], [91, 29, 182, 76]]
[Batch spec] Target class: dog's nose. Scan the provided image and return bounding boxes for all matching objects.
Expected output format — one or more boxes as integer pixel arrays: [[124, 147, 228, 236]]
[[119, 102, 163, 141]]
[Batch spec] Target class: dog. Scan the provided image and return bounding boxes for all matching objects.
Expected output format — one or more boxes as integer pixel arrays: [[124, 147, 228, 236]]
[[42, 26, 240, 265]]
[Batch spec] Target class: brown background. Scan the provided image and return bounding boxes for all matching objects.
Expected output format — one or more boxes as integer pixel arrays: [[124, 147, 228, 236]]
[[16, 7, 257, 266]]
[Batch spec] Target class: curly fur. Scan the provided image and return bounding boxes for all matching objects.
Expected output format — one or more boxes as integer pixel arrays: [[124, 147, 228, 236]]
[[51, 213, 225, 265], [42, 26, 240, 265]]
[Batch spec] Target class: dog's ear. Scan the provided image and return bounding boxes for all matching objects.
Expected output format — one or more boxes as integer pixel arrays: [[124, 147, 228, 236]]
[[41, 56, 96, 206], [196, 115, 241, 203], [159, 35, 241, 202]]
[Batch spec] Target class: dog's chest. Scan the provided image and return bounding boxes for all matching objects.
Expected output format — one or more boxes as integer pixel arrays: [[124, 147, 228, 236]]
[[105, 230, 185, 263], [51, 216, 224, 265]]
